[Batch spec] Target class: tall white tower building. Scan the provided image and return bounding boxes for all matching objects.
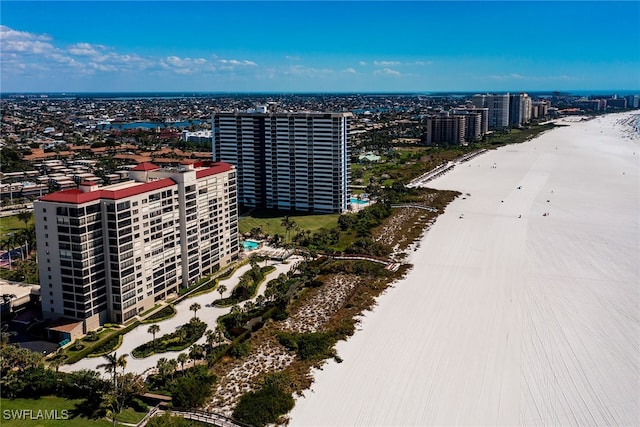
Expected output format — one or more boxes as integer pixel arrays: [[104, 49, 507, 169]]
[[213, 110, 352, 213], [34, 161, 238, 330]]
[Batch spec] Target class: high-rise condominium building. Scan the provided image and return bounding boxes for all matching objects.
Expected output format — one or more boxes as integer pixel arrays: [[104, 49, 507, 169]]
[[424, 113, 466, 146], [452, 108, 485, 142], [509, 93, 532, 127], [34, 161, 238, 331], [213, 110, 352, 213], [531, 100, 550, 119], [472, 94, 510, 130]]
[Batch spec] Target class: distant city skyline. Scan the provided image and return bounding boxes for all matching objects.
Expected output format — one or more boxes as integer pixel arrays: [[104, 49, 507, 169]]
[[1, 1, 639, 93]]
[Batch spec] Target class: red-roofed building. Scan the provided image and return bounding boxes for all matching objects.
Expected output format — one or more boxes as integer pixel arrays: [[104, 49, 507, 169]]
[[34, 162, 238, 331]]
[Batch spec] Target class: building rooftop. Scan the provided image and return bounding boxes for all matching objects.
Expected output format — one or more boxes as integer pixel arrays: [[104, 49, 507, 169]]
[[37, 162, 234, 204]]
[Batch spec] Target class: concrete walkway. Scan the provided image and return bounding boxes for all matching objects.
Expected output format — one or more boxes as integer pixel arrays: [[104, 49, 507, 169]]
[[60, 256, 302, 376]]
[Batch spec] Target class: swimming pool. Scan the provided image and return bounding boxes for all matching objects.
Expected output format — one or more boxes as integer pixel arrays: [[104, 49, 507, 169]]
[[242, 240, 260, 251], [350, 198, 369, 205]]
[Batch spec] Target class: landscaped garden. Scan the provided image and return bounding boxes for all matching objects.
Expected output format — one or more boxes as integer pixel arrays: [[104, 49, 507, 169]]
[[131, 318, 207, 358]]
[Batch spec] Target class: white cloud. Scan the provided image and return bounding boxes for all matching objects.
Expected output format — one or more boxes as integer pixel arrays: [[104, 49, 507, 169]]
[[489, 73, 522, 80], [359, 61, 367, 66], [161, 56, 214, 75], [0, 25, 55, 55], [0, 25, 237, 81], [372, 60, 431, 67], [343, 67, 357, 74], [374, 60, 401, 67], [488, 73, 573, 81], [219, 59, 257, 66], [67, 42, 106, 57], [374, 68, 401, 77], [285, 65, 334, 77], [285, 55, 300, 61]]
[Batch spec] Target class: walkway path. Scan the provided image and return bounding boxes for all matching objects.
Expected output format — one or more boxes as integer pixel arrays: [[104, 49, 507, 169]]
[[60, 256, 302, 376]]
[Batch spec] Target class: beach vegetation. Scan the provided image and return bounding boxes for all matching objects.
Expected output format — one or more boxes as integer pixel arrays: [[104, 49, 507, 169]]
[[169, 365, 215, 408], [233, 372, 295, 427], [277, 331, 336, 361]]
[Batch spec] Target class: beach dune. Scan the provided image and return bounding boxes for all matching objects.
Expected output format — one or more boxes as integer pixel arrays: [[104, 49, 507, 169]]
[[289, 113, 639, 426]]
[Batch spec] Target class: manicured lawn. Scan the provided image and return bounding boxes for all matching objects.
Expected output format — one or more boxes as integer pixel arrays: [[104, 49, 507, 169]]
[[0, 396, 148, 426], [114, 407, 148, 424], [0, 396, 113, 426], [0, 214, 33, 233], [239, 210, 339, 236]]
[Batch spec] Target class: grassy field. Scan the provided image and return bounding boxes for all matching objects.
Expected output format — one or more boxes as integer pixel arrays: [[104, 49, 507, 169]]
[[239, 210, 340, 237], [0, 396, 108, 427], [0, 214, 32, 235], [0, 396, 147, 426]]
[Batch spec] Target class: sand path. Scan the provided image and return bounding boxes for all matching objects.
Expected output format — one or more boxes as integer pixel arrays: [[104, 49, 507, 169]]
[[289, 113, 639, 426]]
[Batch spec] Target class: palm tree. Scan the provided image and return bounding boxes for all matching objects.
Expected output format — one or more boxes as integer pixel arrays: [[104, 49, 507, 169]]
[[280, 216, 297, 244], [217, 284, 227, 301], [116, 353, 128, 376], [189, 344, 204, 362], [215, 325, 224, 345], [49, 355, 65, 373], [177, 353, 188, 373], [249, 256, 258, 269], [156, 357, 176, 381], [97, 353, 119, 388], [167, 359, 178, 379], [147, 324, 160, 350], [205, 329, 216, 352], [189, 302, 201, 320], [16, 210, 32, 228]]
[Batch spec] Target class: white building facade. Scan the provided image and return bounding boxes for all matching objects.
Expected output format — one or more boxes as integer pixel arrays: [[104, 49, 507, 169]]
[[472, 93, 510, 130], [34, 161, 238, 330], [213, 111, 352, 213]]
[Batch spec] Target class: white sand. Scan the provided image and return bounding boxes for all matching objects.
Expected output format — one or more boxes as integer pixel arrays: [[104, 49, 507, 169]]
[[289, 112, 640, 426]]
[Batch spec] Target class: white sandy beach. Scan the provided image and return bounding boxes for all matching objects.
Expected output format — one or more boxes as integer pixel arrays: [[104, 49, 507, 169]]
[[289, 112, 640, 426]]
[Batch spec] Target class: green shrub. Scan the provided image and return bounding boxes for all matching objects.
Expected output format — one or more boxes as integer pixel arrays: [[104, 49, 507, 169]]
[[233, 372, 294, 427], [132, 319, 206, 358], [277, 331, 336, 361], [88, 334, 123, 357], [228, 340, 251, 359], [170, 366, 215, 408], [144, 305, 176, 322]]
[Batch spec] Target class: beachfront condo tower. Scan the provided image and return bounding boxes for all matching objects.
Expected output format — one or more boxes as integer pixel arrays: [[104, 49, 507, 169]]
[[34, 161, 238, 332], [213, 108, 352, 213], [472, 93, 510, 130], [509, 93, 532, 127]]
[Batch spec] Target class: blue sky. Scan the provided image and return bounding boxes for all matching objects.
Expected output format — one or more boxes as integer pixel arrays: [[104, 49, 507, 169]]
[[1, 1, 639, 93]]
